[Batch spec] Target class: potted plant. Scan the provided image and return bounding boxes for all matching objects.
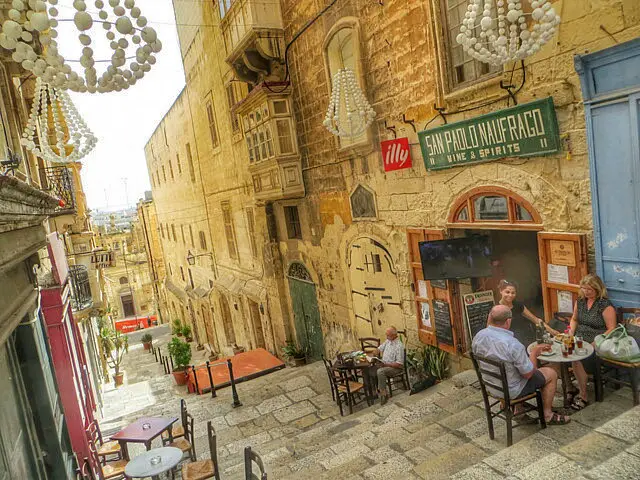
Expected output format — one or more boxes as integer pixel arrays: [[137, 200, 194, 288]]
[[168, 337, 192, 386], [172, 319, 183, 336], [182, 324, 193, 342], [232, 343, 246, 355], [406, 345, 449, 395], [282, 341, 307, 367], [141, 333, 153, 351], [101, 328, 127, 386]]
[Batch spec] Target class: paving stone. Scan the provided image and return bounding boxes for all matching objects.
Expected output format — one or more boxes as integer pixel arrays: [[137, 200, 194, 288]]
[[364, 445, 400, 463], [537, 418, 592, 446], [595, 405, 640, 443], [321, 456, 371, 479], [587, 451, 640, 479], [293, 413, 320, 429], [570, 395, 633, 428], [483, 433, 560, 475], [452, 370, 480, 388], [427, 432, 467, 455], [321, 444, 371, 470], [559, 431, 630, 469], [626, 440, 640, 457], [438, 405, 486, 430], [280, 376, 312, 392], [256, 394, 292, 415], [223, 430, 272, 455], [273, 400, 318, 423], [413, 442, 487, 479], [450, 462, 505, 479], [393, 423, 447, 452], [330, 431, 376, 453], [361, 455, 414, 480], [224, 406, 260, 426], [404, 446, 435, 464], [286, 386, 319, 402], [511, 452, 584, 480]]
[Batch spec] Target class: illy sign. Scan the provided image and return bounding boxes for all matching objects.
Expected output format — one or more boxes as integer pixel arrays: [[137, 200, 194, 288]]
[[381, 137, 412, 172]]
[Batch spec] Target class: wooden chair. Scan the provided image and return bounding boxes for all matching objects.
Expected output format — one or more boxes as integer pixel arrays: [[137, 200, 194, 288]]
[[471, 352, 546, 447], [359, 337, 380, 354], [167, 412, 197, 462], [162, 398, 187, 443], [321, 355, 337, 401], [86, 428, 128, 480], [75, 455, 95, 480], [329, 367, 366, 416], [244, 446, 267, 480], [87, 420, 122, 465], [182, 421, 220, 480], [594, 307, 640, 406], [385, 330, 410, 397]]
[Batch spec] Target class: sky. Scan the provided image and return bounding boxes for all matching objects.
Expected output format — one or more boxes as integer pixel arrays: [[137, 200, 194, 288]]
[[59, 0, 185, 211]]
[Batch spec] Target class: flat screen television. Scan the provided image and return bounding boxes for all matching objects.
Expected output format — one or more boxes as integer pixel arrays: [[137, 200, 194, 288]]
[[419, 235, 492, 280]]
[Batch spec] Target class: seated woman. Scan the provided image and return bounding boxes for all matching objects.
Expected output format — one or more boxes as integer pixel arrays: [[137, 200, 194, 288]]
[[567, 274, 617, 410], [498, 279, 559, 345]]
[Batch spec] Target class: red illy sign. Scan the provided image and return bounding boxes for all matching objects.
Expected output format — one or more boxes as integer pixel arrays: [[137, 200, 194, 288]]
[[381, 137, 412, 172]]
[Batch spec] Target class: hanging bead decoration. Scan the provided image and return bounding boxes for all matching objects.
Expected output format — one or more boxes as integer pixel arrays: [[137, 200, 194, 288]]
[[21, 77, 97, 162], [456, 0, 560, 66], [0, 0, 162, 93], [323, 68, 376, 138]]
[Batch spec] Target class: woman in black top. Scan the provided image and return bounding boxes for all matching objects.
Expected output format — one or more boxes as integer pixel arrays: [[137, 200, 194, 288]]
[[498, 279, 558, 344], [568, 274, 617, 410]]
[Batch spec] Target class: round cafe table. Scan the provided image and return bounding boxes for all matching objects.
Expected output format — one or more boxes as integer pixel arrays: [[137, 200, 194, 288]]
[[124, 446, 183, 480], [527, 341, 594, 407]]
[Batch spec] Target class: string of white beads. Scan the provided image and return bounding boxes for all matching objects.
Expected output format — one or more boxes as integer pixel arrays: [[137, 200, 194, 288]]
[[323, 68, 376, 138]]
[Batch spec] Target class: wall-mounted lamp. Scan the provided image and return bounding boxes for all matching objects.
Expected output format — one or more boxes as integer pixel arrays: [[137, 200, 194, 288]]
[[186, 250, 213, 266]]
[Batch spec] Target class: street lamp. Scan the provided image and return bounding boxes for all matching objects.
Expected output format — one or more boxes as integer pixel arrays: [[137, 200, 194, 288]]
[[186, 250, 212, 266]]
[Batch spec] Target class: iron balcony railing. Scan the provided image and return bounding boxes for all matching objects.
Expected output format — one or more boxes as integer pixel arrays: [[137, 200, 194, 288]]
[[40, 166, 76, 212], [69, 264, 93, 311]]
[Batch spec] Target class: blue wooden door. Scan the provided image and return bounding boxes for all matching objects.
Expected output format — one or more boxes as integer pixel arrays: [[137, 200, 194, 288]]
[[577, 39, 640, 307]]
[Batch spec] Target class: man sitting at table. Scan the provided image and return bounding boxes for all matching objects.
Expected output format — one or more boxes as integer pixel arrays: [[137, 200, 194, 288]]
[[472, 305, 570, 425], [372, 326, 405, 405]]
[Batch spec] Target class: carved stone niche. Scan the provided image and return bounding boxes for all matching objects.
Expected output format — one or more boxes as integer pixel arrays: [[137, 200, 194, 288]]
[[350, 184, 377, 221]]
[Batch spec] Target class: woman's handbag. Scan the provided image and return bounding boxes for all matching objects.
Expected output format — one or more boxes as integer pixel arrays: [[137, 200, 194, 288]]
[[595, 324, 640, 363]]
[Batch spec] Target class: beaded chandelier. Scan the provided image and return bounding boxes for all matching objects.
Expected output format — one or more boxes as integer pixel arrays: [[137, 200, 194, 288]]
[[323, 68, 376, 138], [456, 0, 561, 66], [0, 0, 162, 93], [21, 77, 97, 162]]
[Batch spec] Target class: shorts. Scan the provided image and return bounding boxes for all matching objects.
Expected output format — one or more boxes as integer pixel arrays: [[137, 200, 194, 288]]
[[516, 370, 546, 398]]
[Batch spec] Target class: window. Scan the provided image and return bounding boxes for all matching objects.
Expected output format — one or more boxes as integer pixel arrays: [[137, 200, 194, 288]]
[[246, 207, 257, 257], [284, 206, 302, 240], [171, 224, 177, 242], [242, 99, 296, 163], [217, 0, 233, 18], [448, 187, 541, 226], [156, 169, 160, 185], [188, 268, 194, 288], [189, 225, 194, 247], [160, 223, 165, 238], [119, 276, 128, 285], [168, 159, 174, 180], [325, 22, 367, 147], [443, 0, 500, 88], [151, 173, 155, 188], [181, 225, 186, 244], [226, 83, 242, 133], [162, 165, 167, 182], [206, 100, 219, 149], [168, 263, 172, 276], [199, 231, 207, 250], [180, 266, 185, 281], [186, 143, 196, 182], [221, 201, 238, 259], [176, 153, 181, 174]]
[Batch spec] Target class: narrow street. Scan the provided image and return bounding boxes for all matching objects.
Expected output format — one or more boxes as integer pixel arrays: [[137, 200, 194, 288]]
[[100, 334, 640, 479]]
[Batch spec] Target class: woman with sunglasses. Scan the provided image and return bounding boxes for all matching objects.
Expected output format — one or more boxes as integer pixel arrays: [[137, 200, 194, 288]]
[[498, 279, 559, 344]]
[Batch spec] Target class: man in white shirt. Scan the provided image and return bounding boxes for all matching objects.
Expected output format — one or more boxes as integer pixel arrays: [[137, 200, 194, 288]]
[[373, 326, 405, 405], [472, 305, 570, 425]]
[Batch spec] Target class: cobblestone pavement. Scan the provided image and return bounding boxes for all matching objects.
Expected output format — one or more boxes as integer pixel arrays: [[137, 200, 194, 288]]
[[100, 331, 640, 479]]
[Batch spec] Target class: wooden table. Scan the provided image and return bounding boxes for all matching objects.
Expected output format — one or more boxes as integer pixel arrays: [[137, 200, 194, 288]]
[[110, 416, 178, 461], [335, 358, 377, 405], [527, 341, 595, 407], [124, 446, 183, 480]]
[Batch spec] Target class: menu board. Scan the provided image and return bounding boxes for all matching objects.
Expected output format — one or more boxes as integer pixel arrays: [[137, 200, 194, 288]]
[[433, 299, 454, 346], [463, 290, 495, 340]]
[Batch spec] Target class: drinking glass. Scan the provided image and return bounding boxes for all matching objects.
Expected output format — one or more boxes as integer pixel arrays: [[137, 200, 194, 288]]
[[150, 455, 162, 466], [576, 336, 583, 348], [561, 343, 568, 358], [142, 422, 151, 430]]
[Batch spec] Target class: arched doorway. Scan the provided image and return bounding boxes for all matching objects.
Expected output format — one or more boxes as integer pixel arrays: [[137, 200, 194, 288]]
[[187, 300, 202, 345], [348, 236, 402, 338], [219, 295, 236, 346], [247, 300, 266, 349], [201, 304, 217, 349], [287, 262, 323, 360]]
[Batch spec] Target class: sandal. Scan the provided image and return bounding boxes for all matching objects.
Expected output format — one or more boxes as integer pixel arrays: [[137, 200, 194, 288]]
[[546, 412, 571, 425], [570, 395, 588, 411]]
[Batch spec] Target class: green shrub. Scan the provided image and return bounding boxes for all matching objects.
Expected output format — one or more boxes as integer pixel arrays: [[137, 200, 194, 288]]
[[181, 324, 192, 338], [168, 337, 192, 371], [141, 333, 152, 343], [281, 341, 306, 359]]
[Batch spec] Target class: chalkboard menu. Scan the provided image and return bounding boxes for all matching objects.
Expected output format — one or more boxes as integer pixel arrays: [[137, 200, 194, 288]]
[[463, 290, 495, 340], [433, 299, 454, 346]]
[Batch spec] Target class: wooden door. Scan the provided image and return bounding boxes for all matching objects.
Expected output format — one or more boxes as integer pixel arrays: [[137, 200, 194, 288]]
[[537, 232, 588, 322], [248, 301, 266, 349], [288, 278, 324, 360], [121, 294, 135, 318], [407, 229, 464, 354]]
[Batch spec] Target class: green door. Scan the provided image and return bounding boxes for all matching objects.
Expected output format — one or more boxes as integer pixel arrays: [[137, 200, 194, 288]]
[[288, 278, 324, 360]]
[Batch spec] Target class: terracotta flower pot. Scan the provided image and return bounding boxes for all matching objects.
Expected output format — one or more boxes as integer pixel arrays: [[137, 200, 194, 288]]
[[113, 372, 124, 386], [143, 342, 151, 351], [293, 357, 307, 367], [172, 369, 188, 386], [185, 336, 193, 343]]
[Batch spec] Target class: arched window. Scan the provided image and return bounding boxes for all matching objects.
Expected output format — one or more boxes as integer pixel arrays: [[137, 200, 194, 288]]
[[324, 18, 367, 148], [119, 276, 128, 285], [448, 186, 542, 229]]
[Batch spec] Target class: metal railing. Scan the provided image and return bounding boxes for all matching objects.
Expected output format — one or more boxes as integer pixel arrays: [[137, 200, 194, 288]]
[[40, 166, 76, 212], [69, 264, 93, 311]]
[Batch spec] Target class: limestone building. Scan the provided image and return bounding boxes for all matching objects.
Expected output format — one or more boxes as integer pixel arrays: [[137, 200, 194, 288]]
[[147, 0, 640, 366]]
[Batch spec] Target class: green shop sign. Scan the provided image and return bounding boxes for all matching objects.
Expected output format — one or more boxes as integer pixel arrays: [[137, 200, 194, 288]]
[[418, 97, 560, 171]]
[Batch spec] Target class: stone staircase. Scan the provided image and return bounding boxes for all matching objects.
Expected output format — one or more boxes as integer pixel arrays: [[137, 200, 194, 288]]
[[100, 337, 640, 480]]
